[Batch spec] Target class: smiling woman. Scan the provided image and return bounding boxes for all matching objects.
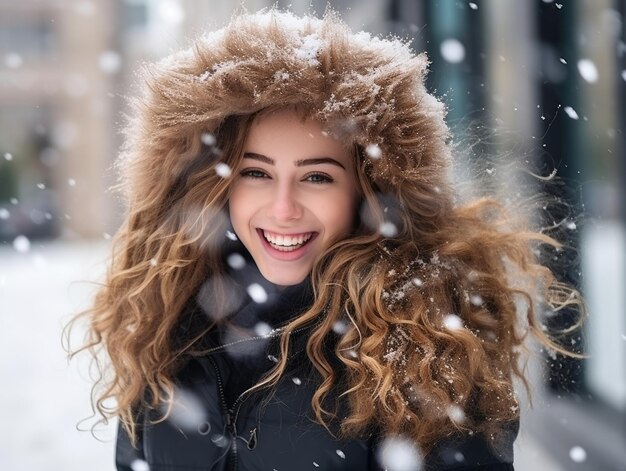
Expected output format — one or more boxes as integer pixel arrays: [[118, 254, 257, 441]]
[[229, 110, 359, 286], [65, 8, 584, 471]]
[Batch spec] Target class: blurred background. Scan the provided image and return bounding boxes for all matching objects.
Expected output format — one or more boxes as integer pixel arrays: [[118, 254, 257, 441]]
[[0, 0, 624, 470]]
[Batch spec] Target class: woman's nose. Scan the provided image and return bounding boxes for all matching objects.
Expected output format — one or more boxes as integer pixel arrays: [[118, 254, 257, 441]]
[[268, 184, 303, 221]]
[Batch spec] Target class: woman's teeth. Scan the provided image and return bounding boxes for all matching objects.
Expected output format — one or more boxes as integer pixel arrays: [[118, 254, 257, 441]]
[[263, 230, 313, 251]]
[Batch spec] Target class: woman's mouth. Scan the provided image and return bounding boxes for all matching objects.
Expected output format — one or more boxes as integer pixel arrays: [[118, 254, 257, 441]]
[[260, 229, 316, 251]]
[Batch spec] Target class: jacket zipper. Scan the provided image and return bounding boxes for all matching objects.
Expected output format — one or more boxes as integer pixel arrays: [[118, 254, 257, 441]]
[[208, 355, 239, 470], [206, 322, 315, 469]]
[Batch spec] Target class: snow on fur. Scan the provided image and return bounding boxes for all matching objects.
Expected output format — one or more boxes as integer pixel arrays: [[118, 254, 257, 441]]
[[120, 9, 451, 201]]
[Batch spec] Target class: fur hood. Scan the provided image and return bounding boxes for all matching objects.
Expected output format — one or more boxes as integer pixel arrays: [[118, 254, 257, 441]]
[[100, 11, 532, 459], [121, 9, 451, 202]]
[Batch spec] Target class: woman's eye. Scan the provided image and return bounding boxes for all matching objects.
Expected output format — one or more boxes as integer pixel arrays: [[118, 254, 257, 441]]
[[304, 173, 334, 184], [240, 169, 268, 179]]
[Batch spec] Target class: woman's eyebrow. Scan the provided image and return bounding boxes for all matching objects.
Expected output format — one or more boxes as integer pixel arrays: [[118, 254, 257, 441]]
[[243, 152, 274, 165], [295, 157, 345, 170], [243, 152, 346, 169]]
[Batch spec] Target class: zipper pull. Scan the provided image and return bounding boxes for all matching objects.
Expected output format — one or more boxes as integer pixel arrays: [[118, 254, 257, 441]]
[[247, 427, 257, 450]]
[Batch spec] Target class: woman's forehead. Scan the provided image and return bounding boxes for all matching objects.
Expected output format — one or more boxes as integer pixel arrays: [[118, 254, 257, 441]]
[[243, 110, 353, 164]]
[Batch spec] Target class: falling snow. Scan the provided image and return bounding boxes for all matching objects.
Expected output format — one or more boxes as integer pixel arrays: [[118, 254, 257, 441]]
[[4, 52, 23, 69], [569, 446, 587, 463], [226, 253, 246, 270], [52, 121, 78, 149], [577, 59, 598, 83], [201, 133, 216, 146], [366, 143, 382, 159], [377, 437, 423, 471], [130, 459, 150, 471], [164, 387, 207, 432], [215, 163, 232, 178], [332, 320, 349, 335], [336, 449, 346, 459], [379, 222, 398, 237], [211, 434, 229, 448], [470, 295, 483, 306], [157, 0, 185, 25], [292, 377, 302, 386], [563, 106, 579, 120], [13, 235, 31, 253], [443, 314, 463, 331], [1, 7, 618, 470], [198, 275, 244, 322], [226, 230, 238, 240], [247, 283, 268, 303], [254, 322, 272, 337], [440, 39, 465, 63], [447, 404, 466, 424], [99, 50, 122, 74]]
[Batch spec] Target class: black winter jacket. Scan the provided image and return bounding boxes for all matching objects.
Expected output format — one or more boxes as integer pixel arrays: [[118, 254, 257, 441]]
[[115, 244, 517, 471]]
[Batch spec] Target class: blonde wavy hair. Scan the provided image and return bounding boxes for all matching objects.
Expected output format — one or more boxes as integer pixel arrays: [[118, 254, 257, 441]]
[[65, 9, 584, 454]]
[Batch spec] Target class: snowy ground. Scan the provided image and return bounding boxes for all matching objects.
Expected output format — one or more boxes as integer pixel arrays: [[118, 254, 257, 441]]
[[0, 239, 565, 471], [0, 240, 114, 471]]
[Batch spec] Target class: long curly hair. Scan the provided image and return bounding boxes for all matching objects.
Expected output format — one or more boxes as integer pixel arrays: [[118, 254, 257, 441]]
[[65, 9, 584, 453]]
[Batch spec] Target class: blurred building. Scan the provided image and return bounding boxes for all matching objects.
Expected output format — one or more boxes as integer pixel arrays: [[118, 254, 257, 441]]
[[0, 0, 121, 239]]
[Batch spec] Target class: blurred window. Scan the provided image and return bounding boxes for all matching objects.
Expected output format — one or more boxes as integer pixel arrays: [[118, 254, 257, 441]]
[[123, 0, 149, 30], [0, 17, 57, 59]]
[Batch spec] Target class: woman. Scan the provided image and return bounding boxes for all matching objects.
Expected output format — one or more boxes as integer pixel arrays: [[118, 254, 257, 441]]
[[68, 9, 582, 471]]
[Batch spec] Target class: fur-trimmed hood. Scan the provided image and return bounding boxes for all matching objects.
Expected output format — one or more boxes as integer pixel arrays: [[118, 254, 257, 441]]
[[121, 9, 451, 202], [103, 12, 531, 464]]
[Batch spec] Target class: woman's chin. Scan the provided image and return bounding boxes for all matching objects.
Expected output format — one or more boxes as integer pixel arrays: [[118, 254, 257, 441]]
[[258, 267, 309, 287]]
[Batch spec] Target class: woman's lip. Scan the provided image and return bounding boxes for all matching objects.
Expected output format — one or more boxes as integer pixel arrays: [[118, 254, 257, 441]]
[[256, 228, 318, 261], [260, 229, 315, 237]]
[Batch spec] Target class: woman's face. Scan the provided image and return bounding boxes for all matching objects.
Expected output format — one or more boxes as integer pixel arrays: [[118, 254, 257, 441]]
[[228, 110, 359, 286]]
